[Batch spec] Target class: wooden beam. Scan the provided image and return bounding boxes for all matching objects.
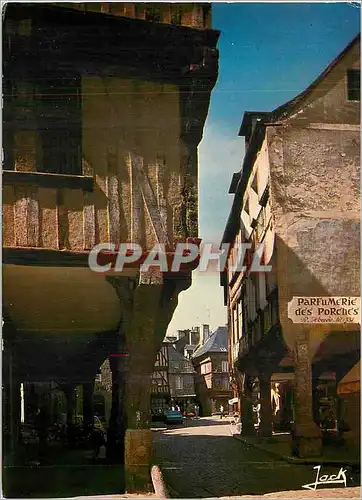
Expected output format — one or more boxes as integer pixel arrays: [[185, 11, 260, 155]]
[[131, 153, 170, 246], [3, 170, 94, 192]]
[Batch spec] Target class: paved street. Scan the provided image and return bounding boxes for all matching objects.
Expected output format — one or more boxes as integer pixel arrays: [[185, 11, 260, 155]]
[[153, 417, 360, 498]]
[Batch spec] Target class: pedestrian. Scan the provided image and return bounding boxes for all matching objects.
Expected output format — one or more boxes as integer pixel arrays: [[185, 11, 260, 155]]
[[194, 404, 199, 419], [90, 426, 106, 460], [220, 405, 224, 419]]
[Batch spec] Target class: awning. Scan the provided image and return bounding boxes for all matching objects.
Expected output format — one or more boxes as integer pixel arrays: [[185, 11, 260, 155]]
[[228, 397, 238, 405], [337, 380, 360, 395]]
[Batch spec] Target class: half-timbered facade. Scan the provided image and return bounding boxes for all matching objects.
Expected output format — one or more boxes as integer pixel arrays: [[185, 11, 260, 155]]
[[151, 343, 170, 415], [2, 3, 219, 495], [192, 327, 232, 415]]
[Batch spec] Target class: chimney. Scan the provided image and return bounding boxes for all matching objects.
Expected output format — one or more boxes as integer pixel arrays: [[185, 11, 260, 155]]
[[200, 324, 210, 345]]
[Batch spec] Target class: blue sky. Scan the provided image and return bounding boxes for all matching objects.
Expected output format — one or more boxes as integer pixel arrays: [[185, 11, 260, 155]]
[[167, 2, 360, 335]]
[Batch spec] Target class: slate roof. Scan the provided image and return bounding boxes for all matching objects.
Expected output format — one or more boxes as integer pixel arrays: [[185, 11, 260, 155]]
[[191, 326, 228, 359], [167, 344, 195, 373]]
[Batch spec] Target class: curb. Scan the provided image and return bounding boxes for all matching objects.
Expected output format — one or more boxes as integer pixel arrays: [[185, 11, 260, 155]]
[[230, 428, 360, 467]]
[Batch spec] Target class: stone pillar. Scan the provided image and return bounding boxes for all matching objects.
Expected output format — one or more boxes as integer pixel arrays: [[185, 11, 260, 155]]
[[240, 373, 255, 436], [82, 381, 94, 434], [106, 274, 190, 493], [312, 366, 321, 425], [292, 335, 322, 457], [123, 283, 163, 493], [259, 373, 272, 437], [279, 381, 293, 431], [335, 369, 346, 436]]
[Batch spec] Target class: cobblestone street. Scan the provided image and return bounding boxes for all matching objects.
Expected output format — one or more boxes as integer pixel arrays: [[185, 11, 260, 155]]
[[153, 418, 360, 498]]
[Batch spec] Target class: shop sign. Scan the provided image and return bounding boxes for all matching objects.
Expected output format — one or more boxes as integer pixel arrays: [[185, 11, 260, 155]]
[[288, 297, 360, 324]]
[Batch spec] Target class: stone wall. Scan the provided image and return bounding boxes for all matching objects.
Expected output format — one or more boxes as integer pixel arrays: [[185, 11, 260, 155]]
[[267, 124, 360, 354]]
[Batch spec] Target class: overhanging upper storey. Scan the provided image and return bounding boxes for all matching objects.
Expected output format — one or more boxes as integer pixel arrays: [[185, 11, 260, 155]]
[[3, 3, 219, 85]]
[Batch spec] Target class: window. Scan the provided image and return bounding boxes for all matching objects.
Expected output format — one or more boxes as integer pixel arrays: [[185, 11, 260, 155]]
[[221, 361, 229, 372], [244, 197, 250, 216], [201, 362, 211, 375], [233, 304, 238, 345], [175, 376, 183, 390], [251, 174, 258, 195], [347, 69, 360, 101], [39, 76, 82, 174], [4, 76, 82, 174], [259, 184, 270, 207], [238, 301, 243, 340], [222, 377, 230, 390]]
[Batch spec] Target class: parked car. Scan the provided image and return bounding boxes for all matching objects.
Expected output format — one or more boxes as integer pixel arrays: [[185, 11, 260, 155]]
[[164, 410, 184, 425], [151, 409, 166, 422]]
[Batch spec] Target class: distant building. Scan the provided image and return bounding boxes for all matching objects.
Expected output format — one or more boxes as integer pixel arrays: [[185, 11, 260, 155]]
[[192, 326, 232, 415], [151, 344, 170, 416], [151, 342, 197, 415], [166, 325, 204, 358], [168, 345, 197, 410]]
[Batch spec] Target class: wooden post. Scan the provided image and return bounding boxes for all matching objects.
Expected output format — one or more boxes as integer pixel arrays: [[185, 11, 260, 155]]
[[259, 373, 272, 437]]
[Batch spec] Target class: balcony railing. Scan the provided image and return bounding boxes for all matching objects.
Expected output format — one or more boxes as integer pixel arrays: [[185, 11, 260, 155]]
[[151, 384, 170, 394]]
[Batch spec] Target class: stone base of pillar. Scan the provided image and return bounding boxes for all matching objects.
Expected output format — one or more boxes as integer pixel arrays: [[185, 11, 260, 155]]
[[124, 429, 153, 493], [292, 423, 322, 458], [241, 422, 255, 437]]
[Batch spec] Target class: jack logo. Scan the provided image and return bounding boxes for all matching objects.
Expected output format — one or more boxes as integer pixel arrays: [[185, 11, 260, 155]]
[[302, 465, 347, 490]]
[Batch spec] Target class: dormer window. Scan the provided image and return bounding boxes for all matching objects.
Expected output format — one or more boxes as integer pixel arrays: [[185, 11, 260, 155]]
[[347, 69, 360, 101]]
